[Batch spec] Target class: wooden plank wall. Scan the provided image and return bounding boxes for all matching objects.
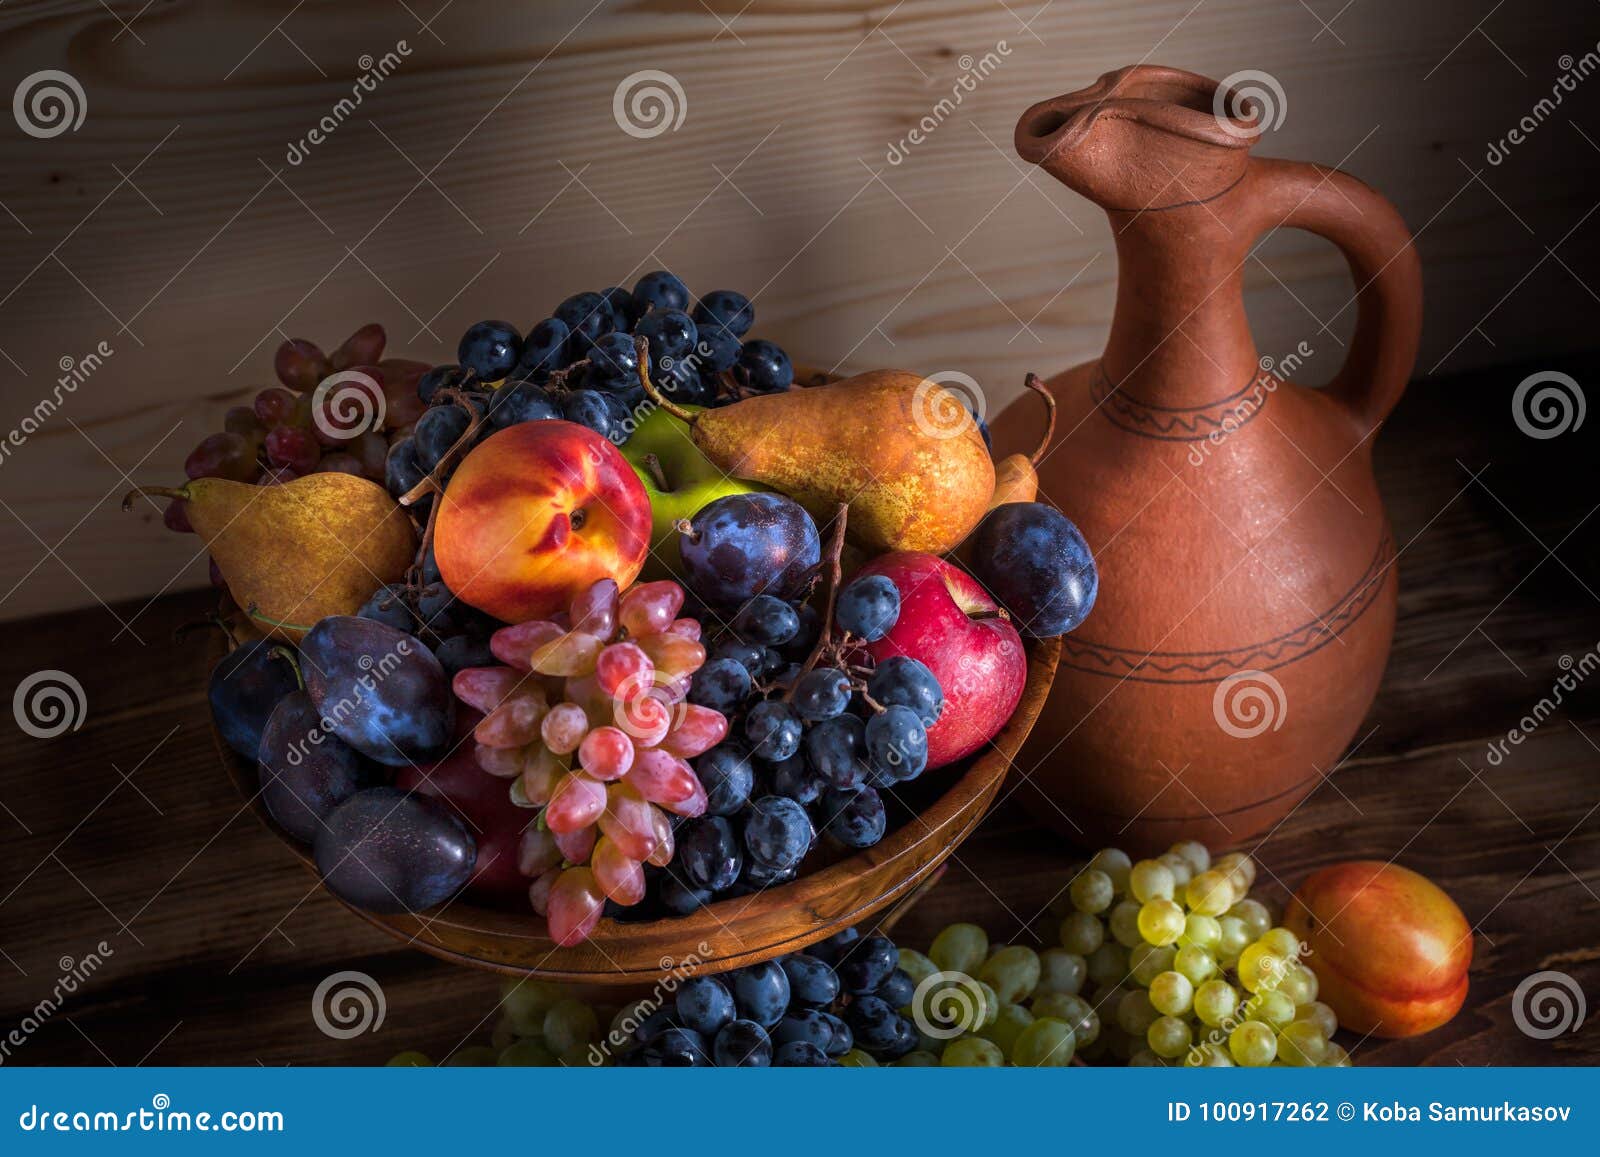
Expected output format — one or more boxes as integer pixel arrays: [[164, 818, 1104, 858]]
[[0, 0, 1594, 621]]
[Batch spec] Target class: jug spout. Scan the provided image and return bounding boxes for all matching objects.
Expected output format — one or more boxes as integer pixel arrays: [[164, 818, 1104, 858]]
[[1015, 65, 1257, 212]]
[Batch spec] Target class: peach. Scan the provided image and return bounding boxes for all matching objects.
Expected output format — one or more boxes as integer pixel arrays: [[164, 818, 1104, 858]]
[[436, 420, 651, 623], [1284, 860, 1471, 1038]]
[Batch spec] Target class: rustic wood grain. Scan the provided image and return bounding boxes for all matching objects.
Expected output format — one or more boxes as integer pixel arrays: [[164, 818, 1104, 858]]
[[0, 358, 1595, 1066], [0, 0, 1595, 618]]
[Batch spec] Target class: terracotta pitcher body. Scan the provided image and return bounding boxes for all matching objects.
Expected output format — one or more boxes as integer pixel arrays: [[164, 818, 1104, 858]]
[[991, 66, 1422, 851]]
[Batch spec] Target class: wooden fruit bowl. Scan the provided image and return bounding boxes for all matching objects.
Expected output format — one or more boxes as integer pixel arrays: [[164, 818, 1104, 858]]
[[218, 636, 1059, 983]]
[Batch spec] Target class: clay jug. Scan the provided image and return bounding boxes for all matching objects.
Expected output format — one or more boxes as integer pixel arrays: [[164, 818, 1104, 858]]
[[990, 65, 1422, 852]]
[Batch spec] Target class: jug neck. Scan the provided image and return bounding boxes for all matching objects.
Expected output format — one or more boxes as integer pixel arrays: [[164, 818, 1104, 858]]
[[1100, 203, 1260, 409]]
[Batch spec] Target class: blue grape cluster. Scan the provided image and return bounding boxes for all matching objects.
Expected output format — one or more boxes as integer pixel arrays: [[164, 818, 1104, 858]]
[[355, 544, 498, 677], [617, 926, 922, 1065], [408, 271, 793, 460], [653, 570, 943, 914]]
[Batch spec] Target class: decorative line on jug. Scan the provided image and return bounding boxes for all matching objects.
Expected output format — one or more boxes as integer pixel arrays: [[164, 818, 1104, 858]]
[[1097, 166, 1249, 215], [1060, 531, 1395, 684], [1091, 362, 1274, 441]]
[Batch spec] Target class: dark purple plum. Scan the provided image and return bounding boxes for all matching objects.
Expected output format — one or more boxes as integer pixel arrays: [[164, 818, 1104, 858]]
[[677, 492, 820, 607], [968, 501, 1099, 637], [313, 786, 475, 913], [209, 639, 301, 759], [257, 691, 381, 843], [300, 616, 454, 767]]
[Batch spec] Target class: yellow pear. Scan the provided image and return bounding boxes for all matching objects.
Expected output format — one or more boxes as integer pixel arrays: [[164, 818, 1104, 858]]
[[125, 473, 416, 641], [985, 375, 1056, 511], [643, 368, 994, 555]]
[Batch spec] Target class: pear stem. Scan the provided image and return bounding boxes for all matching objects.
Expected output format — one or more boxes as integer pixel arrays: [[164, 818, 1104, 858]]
[[785, 503, 850, 700], [640, 453, 670, 492], [121, 485, 188, 512], [1022, 372, 1057, 467], [634, 335, 695, 423], [245, 604, 317, 634]]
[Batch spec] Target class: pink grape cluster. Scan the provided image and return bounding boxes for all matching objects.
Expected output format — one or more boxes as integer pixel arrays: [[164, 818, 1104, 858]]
[[452, 578, 728, 946]]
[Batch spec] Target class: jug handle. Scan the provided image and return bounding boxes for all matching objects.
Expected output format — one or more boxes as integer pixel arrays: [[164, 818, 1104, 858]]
[[1247, 158, 1423, 434]]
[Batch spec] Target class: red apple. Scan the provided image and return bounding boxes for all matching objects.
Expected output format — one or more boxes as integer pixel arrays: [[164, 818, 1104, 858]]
[[855, 552, 1027, 769], [397, 709, 529, 899], [436, 420, 651, 623]]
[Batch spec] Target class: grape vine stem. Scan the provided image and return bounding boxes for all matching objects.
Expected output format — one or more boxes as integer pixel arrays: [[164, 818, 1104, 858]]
[[397, 386, 483, 508], [785, 502, 850, 700]]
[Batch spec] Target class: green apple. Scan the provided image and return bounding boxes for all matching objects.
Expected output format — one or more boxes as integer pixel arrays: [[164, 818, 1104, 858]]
[[621, 404, 766, 582]]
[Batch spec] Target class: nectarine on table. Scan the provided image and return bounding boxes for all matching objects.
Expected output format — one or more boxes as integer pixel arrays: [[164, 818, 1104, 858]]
[[1284, 860, 1472, 1039]]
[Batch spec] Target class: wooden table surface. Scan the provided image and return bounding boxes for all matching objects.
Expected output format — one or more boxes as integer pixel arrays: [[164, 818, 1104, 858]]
[[1, 359, 1596, 1067]]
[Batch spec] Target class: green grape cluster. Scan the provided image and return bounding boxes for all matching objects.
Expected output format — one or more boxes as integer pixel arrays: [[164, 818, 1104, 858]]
[[1056, 842, 1348, 1067], [885, 923, 1085, 1067], [388, 979, 607, 1067]]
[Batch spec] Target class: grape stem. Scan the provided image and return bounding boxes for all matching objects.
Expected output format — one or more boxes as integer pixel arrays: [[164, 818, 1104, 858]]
[[397, 386, 483, 507], [1022, 372, 1057, 466], [409, 481, 444, 591], [785, 502, 850, 701]]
